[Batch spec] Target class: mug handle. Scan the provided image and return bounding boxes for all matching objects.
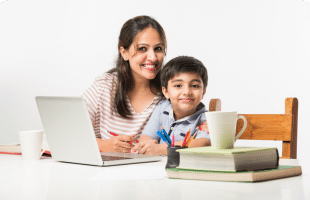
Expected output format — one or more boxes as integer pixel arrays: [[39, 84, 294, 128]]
[[235, 115, 247, 140], [40, 141, 48, 157]]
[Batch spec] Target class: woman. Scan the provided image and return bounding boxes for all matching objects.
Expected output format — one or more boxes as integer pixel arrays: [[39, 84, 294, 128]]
[[82, 16, 167, 153]]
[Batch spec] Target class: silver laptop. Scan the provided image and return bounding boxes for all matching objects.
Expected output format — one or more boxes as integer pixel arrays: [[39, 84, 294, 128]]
[[35, 96, 162, 166]]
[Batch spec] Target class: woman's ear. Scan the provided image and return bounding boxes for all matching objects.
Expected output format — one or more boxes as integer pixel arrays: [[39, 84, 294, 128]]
[[162, 87, 170, 99], [119, 46, 129, 61]]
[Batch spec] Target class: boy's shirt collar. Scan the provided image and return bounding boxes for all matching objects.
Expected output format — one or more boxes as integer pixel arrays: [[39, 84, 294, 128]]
[[164, 102, 206, 123], [168, 109, 191, 122]]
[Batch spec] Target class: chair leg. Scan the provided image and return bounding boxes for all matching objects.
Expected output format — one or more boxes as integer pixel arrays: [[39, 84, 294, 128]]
[[283, 98, 298, 159]]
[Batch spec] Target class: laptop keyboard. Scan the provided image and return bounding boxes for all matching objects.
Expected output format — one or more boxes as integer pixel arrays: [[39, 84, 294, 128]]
[[101, 155, 133, 161]]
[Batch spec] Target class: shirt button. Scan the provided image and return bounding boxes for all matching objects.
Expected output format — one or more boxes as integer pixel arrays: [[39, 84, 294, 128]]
[[171, 127, 174, 130]]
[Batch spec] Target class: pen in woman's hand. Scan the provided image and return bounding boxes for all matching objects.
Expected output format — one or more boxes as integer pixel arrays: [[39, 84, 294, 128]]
[[108, 131, 138, 145]]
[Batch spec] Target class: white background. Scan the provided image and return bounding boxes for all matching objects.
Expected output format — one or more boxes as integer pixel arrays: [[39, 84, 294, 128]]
[[1, 0, 309, 160]]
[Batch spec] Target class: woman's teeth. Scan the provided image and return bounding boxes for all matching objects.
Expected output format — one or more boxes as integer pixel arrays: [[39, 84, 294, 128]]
[[143, 64, 156, 71]]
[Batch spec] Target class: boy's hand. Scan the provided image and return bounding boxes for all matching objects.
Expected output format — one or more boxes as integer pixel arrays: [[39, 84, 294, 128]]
[[132, 140, 167, 155], [132, 134, 157, 152], [140, 142, 167, 155], [131, 140, 157, 152]]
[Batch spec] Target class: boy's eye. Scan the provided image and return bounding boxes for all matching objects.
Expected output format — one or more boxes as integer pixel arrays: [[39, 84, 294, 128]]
[[174, 85, 182, 88], [192, 85, 200, 88]]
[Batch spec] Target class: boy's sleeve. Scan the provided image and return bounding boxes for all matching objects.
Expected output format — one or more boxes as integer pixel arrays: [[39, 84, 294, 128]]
[[194, 112, 210, 140], [141, 103, 163, 141], [195, 130, 210, 140]]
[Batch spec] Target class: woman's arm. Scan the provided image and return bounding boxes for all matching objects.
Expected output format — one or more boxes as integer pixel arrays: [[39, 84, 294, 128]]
[[83, 75, 138, 152]]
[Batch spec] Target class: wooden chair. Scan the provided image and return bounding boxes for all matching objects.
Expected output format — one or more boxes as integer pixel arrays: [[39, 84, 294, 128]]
[[208, 98, 298, 159]]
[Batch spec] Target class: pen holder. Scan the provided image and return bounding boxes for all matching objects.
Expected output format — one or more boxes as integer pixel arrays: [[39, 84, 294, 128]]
[[166, 146, 186, 169]]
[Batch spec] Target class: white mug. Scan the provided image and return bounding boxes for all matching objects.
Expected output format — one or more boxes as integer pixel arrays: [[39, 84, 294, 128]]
[[18, 130, 44, 160], [205, 111, 247, 149]]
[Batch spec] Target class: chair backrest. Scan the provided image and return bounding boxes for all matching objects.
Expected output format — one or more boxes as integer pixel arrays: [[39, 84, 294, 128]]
[[208, 98, 298, 159]]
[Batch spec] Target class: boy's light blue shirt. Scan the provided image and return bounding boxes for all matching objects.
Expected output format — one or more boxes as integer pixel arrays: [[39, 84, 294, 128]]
[[142, 99, 210, 144]]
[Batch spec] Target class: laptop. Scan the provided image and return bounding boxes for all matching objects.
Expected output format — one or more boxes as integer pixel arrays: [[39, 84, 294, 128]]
[[35, 96, 162, 166]]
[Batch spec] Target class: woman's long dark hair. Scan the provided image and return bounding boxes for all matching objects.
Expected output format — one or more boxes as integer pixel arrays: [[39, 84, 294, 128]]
[[108, 16, 167, 119]]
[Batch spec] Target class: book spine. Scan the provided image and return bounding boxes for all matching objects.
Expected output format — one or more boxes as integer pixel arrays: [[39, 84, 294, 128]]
[[0, 152, 22, 155], [276, 148, 279, 167]]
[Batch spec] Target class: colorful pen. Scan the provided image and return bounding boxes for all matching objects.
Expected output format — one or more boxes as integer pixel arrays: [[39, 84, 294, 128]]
[[181, 128, 190, 147], [191, 126, 199, 138], [156, 130, 171, 146], [109, 131, 118, 137], [108, 131, 137, 145], [185, 129, 191, 144], [172, 134, 175, 147], [160, 125, 172, 144], [184, 126, 199, 147], [185, 131, 198, 147]]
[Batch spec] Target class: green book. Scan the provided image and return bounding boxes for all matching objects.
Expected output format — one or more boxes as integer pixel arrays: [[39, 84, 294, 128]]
[[176, 146, 279, 172], [167, 166, 302, 182]]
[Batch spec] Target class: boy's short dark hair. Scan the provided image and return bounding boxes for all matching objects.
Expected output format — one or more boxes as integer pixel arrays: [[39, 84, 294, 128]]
[[160, 56, 208, 89]]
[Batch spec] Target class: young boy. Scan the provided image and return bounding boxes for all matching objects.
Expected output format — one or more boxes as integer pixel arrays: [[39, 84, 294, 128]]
[[132, 56, 210, 155]]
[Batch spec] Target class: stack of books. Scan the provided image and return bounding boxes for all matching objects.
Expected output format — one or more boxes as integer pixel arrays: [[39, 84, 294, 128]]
[[166, 146, 302, 182]]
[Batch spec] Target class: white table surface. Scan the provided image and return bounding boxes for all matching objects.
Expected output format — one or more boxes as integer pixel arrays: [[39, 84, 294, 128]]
[[0, 154, 309, 200]]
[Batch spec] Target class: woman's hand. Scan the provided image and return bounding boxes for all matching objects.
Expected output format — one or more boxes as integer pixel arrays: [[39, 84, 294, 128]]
[[97, 135, 137, 153]]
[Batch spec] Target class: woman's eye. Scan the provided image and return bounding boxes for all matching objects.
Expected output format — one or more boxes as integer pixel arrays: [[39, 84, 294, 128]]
[[138, 47, 147, 51], [155, 47, 163, 52]]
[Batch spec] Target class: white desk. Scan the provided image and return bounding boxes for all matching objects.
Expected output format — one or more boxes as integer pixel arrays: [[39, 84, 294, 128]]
[[0, 154, 309, 200]]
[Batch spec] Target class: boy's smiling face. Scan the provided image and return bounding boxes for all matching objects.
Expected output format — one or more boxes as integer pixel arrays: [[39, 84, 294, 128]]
[[162, 72, 206, 121]]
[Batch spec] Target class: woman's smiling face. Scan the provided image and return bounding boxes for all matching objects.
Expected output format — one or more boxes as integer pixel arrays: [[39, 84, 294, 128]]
[[120, 27, 165, 81]]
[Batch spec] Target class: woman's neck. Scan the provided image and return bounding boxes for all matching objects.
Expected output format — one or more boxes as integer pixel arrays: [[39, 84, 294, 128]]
[[126, 76, 158, 114], [135, 78, 151, 90], [130, 74, 152, 93]]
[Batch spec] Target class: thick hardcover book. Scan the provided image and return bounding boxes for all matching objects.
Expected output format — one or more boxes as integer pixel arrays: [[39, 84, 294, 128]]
[[177, 146, 279, 172], [167, 166, 302, 182]]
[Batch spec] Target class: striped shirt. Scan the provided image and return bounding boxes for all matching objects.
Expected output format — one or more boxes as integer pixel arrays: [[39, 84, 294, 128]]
[[82, 72, 161, 140]]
